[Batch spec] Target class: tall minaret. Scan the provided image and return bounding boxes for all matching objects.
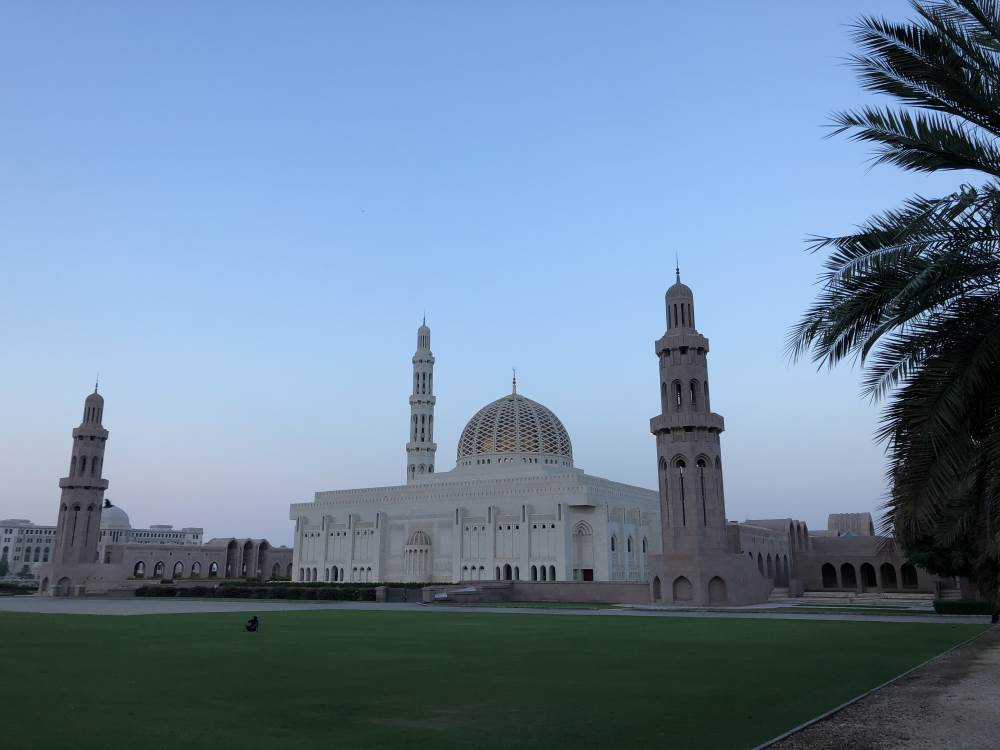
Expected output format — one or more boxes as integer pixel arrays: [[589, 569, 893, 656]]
[[650, 269, 728, 555], [51, 385, 109, 572], [406, 319, 436, 482]]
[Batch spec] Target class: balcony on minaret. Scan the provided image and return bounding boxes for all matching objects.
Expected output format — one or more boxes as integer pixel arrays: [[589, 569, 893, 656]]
[[649, 411, 724, 435], [59, 476, 109, 491]]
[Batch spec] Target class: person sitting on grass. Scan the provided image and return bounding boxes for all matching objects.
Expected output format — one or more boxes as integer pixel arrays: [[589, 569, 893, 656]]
[[245, 615, 259, 632]]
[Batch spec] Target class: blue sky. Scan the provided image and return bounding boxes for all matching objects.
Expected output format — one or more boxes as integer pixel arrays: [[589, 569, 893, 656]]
[[0, 2, 966, 543]]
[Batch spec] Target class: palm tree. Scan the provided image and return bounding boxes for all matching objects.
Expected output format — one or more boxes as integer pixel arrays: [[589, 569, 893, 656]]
[[788, 0, 1000, 611]]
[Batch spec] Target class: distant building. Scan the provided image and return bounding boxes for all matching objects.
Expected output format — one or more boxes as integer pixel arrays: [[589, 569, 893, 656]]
[[1, 520, 56, 578]]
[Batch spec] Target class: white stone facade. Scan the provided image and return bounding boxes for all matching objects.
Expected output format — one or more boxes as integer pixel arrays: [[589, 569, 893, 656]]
[[289, 328, 661, 584]]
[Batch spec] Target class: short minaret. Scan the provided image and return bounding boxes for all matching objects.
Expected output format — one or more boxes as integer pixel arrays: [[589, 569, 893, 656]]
[[51, 385, 109, 579], [406, 319, 436, 482], [650, 269, 728, 554]]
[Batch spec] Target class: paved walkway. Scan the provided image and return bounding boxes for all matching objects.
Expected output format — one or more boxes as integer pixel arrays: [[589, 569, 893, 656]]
[[0, 597, 991, 623], [767, 627, 1000, 749]]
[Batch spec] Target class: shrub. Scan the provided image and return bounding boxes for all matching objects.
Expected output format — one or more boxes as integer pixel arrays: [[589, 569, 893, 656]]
[[302, 588, 319, 600], [283, 587, 303, 599], [933, 599, 994, 615]]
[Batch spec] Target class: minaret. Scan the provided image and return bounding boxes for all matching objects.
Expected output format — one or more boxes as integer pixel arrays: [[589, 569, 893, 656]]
[[406, 319, 436, 482], [51, 385, 109, 574], [650, 269, 728, 554]]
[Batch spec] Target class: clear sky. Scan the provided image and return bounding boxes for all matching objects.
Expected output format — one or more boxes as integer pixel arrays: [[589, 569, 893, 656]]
[[0, 2, 966, 544]]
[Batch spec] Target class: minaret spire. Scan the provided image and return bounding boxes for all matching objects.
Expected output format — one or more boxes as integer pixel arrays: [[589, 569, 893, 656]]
[[512, 368, 517, 395], [675, 254, 680, 284], [406, 318, 437, 482]]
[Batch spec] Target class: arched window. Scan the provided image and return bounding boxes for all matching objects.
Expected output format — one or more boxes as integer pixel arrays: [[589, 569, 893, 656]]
[[757, 552, 764, 575], [626, 537, 632, 553], [539, 566, 547, 581], [642, 537, 647, 553], [42, 547, 49, 562], [172, 561, 183, 579], [610, 536, 616, 552], [704, 380, 710, 408], [503, 564, 512, 580], [70, 456, 76, 476], [91, 457, 99, 477], [696, 458, 708, 526], [79, 456, 87, 474], [133, 561, 145, 578], [660, 381, 668, 410], [33, 547, 40, 562], [901, 563, 918, 589], [191, 562, 202, 577], [209, 561, 219, 577], [153, 561, 165, 578], [652, 576, 662, 600], [549, 565, 556, 581], [531, 565, 537, 581], [676, 459, 687, 526], [689, 380, 698, 408], [673, 381, 682, 409]]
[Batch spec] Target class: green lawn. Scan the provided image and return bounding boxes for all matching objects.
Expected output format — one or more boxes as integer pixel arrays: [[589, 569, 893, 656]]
[[0, 610, 984, 750]]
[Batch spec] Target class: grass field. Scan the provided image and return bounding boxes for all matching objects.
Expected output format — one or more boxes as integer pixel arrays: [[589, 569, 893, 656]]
[[0, 610, 984, 750]]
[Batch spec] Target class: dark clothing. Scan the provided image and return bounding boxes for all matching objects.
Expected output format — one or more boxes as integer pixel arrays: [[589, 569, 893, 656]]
[[245, 616, 259, 632]]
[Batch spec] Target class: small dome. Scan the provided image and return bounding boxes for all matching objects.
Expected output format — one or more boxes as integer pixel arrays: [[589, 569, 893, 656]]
[[100, 504, 131, 530], [457, 393, 573, 465], [407, 530, 431, 546], [86, 390, 104, 406], [666, 273, 693, 301]]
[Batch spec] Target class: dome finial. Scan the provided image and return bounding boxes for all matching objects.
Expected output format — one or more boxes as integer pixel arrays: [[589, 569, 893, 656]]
[[94, 373, 99, 394], [675, 253, 680, 284], [512, 368, 517, 395]]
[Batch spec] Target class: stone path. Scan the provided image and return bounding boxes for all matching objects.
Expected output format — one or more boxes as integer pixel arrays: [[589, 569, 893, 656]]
[[0, 596, 991, 624], [765, 627, 1000, 749]]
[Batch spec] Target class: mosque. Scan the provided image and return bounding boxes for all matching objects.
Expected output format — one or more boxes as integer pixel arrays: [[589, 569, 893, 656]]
[[289, 272, 953, 605]]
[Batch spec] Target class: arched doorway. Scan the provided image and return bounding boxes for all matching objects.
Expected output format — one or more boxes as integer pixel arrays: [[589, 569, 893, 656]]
[[403, 530, 432, 582], [55, 577, 72, 597], [860, 563, 877, 591], [571, 521, 594, 581], [225, 540, 237, 578], [901, 563, 919, 589], [672, 576, 693, 601], [40, 577, 49, 593], [821, 563, 837, 588], [708, 576, 727, 603], [652, 576, 662, 600], [880, 563, 898, 590], [255, 541, 270, 578], [503, 563, 512, 581], [840, 563, 858, 590]]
